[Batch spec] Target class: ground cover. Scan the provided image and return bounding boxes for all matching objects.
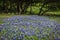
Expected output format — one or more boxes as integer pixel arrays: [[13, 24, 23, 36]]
[[0, 15, 60, 40]]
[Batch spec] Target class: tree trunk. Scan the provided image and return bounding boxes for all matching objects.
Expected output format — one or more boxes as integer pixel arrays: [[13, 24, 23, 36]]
[[30, 3, 32, 14], [17, 2, 20, 14], [38, 0, 47, 15], [17, 1, 23, 14], [38, 3, 45, 15], [3, 0, 5, 13], [21, 2, 30, 14], [41, 8, 49, 15]]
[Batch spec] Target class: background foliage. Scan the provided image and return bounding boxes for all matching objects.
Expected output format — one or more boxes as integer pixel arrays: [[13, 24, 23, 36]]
[[0, 0, 60, 15]]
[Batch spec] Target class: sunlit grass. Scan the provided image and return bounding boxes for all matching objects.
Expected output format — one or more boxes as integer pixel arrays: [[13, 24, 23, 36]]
[[46, 11, 60, 15], [27, 6, 40, 14], [49, 16, 60, 23], [0, 13, 14, 18], [0, 20, 4, 24]]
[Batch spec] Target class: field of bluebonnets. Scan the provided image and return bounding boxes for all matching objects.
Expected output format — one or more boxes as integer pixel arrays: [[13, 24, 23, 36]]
[[0, 15, 60, 40]]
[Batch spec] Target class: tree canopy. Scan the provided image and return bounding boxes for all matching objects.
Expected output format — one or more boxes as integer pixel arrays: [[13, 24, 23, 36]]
[[0, 0, 60, 15]]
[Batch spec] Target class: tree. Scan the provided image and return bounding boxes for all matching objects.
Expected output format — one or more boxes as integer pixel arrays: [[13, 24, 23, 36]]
[[38, 0, 60, 15]]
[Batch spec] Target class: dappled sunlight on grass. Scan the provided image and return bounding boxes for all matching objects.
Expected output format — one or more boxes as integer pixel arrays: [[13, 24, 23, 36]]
[[46, 11, 60, 15]]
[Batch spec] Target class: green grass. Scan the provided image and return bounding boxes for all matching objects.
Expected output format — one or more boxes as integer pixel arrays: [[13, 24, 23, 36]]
[[0, 14, 14, 24], [0, 20, 4, 24], [49, 16, 60, 23], [27, 6, 40, 14], [0, 13, 14, 18], [46, 11, 60, 15]]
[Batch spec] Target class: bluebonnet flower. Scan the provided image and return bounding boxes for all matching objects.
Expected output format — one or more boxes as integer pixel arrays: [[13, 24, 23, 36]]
[[54, 39, 60, 40], [18, 34, 24, 40], [0, 15, 60, 40]]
